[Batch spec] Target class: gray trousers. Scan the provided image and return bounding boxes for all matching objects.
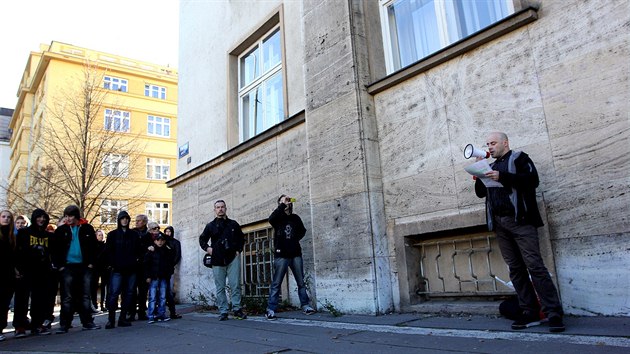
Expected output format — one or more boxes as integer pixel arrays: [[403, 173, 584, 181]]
[[494, 216, 563, 318]]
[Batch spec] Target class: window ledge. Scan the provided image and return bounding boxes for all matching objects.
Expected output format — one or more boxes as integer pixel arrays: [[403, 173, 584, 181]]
[[166, 110, 305, 188], [367, 7, 539, 95]]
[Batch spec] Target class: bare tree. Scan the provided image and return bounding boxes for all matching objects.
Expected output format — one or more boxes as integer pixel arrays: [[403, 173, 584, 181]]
[[6, 62, 147, 224]]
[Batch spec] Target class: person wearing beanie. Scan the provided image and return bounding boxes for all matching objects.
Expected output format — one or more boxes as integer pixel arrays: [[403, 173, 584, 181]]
[[104, 211, 142, 329], [163, 226, 182, 319], [52, 205, 101, 332], [144, 231, 174, 323], [14, 209, 55, 336]]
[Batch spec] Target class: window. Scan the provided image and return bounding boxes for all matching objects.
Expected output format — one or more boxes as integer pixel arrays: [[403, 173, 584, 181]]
[[100, 199, 128, 224], [380, 0, 514, 72], [104, 109, 130, 132], [145, 84, 167, 99], [102, 153, 129, 178], [238, 27, 284, 142], [104, 76, 128, 92], [147, 115, 171, 137], [146, 202, 169, 225], [146, 158, 170, 180]]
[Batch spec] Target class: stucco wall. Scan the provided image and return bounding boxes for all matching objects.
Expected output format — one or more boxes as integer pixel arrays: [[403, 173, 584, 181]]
[[373, 0, 629, 316]]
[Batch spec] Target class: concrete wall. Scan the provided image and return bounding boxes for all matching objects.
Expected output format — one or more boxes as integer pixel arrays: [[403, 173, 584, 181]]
[[373, 0, 629, 316], [176, 0, 629, 316]]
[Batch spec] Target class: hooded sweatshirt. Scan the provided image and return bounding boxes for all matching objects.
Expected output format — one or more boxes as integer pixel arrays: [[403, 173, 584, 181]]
[[16, 209, 53, 274], [105, 211, 142, 273]]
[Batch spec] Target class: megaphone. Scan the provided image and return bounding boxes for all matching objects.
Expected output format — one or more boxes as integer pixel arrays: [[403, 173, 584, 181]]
[[463, 144, 490, 159]]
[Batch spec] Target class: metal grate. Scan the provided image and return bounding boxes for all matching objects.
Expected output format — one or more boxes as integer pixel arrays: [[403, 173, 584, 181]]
[[242, 227, 274, 297], [413, 234, 513, 298]]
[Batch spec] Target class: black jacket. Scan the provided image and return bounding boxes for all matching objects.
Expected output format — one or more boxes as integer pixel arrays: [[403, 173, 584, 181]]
[[0, 225, 15, 281], [475, 150, 544, 229], [199, 217, 244, 267], [164, 226, 181, 266], [16, 209, 53, 273], [144, 244, 174, 280], [269, 204, 307, 258], [52, 219, 97, 267], [105, 211, 143, 273]]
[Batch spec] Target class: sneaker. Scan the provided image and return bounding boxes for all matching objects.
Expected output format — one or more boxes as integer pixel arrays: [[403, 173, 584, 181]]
[[303, 306, 316, 315], [42, 319, 52, 329], [82, 322, 101, 330], [265, 310, 277, 321], [148, 319, 155, 324], [15, 328, 27, 338], [55, 326, 69, 334], [233, 309, 247, 320], [0, 334, 5, 341], [548, 315, 566, 333], [218, 313, 228, 321], [170, 313, 182, 320], [511, 312, 544, 330], [162, 317, 171, 322], [35, 327, 51, 336]]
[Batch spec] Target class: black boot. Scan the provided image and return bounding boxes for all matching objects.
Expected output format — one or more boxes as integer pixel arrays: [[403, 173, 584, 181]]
[[118, 311, 132, 327], [105, 311, 116, 329]]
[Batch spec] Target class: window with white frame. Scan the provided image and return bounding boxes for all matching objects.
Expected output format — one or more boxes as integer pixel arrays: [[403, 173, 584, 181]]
[[100, 199, 128, 224], [238, 26, 284, 142], [146, 202, 169, 225], [147, 115, 171, 137], [104, 109, 130, 132], [146, 157, 170, 180], [380, 0, 514, 72], [102, 153, 129, 178], [145, 84, 167, 100], [104, 76, 128, 92]]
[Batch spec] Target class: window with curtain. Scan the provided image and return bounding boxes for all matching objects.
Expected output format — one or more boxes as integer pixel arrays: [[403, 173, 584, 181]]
[[238, 27, 284, 142], [381, 0, 514, 72]]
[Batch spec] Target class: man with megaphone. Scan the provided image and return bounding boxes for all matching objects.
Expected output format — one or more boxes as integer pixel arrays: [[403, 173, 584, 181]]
[[473, 132, 565, 333]]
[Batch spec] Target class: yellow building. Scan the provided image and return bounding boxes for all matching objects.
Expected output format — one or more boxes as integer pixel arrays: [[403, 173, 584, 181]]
[[8, 41, 177, 230]]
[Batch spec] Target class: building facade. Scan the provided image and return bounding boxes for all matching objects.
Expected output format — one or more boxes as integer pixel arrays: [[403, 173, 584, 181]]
[[8, 42, 178, 229], [171, 0, 629, 316]]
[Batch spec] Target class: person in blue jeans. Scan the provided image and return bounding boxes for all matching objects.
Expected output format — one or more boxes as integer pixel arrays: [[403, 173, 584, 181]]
[[104, 211, 142, 329], [265, 195, 315, 320], [144, 228, 174, 323]]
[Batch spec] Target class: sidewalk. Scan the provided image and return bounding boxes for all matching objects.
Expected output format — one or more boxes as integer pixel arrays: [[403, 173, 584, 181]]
[[1, 304, 629, 353]]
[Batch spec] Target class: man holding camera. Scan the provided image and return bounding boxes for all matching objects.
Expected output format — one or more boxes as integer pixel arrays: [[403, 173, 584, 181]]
[[265, 195, 315, 320], [198, 200, 246, 321], [474, 132, 564, 332]]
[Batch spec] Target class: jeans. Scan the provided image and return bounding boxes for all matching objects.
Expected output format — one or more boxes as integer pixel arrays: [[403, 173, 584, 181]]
[[267, 256, 310, 312], [147, 279, 168, 320], [60, 264, 93, 326], [494, 215, 563, 318], [213, 254, 242, 314], [107, 271, 136, 315]]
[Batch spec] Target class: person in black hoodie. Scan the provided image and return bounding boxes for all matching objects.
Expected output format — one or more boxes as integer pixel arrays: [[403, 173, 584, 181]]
[[144, 230, 173, 323], [14, 208, 54, 336], [264, 195, 315, 320], [0, 210, 16, 342], [163, 226, 182, 319], [52, 205, 101, 333], [104, 211, 142, 329]]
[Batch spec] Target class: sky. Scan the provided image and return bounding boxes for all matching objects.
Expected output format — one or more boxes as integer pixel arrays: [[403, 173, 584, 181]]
[[0, 0, 180, 109]]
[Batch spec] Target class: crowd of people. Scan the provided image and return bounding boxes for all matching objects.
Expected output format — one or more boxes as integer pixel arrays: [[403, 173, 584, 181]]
[[0, 205, 182, 341]]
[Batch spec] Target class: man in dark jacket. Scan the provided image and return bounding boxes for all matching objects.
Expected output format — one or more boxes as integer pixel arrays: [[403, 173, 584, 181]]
[[265, 195, 314, 320], [104, 211, 142, 329], [14, 208, 55, 336], [475, 132, 564, 332], [163, 226, 182, 319], [199, 200, 246, 321], [128, 214, 152, 321], [52, 205, 100, 332]]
